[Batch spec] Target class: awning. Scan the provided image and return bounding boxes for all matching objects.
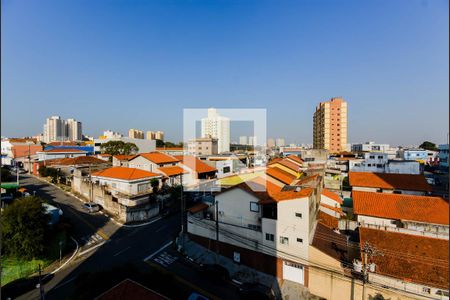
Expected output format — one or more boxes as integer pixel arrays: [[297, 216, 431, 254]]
[[1, 182, 19, 189], [18, 187, 27, 193]]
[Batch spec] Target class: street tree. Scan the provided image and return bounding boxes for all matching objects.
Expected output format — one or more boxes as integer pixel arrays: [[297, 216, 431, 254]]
[[1, 167, 12, 182], [419, 141, 438, 151], [100, 141, 139, 156], [1, 196, 49, 259]]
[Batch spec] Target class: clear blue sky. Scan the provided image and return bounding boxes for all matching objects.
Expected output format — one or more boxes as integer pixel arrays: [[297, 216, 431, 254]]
[[2, 0, 448, 145]]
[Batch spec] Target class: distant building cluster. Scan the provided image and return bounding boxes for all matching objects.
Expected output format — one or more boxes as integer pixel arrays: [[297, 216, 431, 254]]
[[128, 129, 164, 141], [43, 116, 82, 143]]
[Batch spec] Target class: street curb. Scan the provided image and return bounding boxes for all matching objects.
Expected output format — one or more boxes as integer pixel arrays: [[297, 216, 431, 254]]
[[77, 241, 107, 257], [43, 236, 79, 280], [31, 174, 164, 229]]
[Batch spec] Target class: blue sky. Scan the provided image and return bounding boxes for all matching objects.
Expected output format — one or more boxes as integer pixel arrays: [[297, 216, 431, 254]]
[[2, 0, 448, 145]]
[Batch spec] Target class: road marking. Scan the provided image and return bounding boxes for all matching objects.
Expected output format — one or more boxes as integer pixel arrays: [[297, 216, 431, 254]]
[[143, 241, 173, 261], [113, 246, 131, 257], [78, 241, 107, 256]]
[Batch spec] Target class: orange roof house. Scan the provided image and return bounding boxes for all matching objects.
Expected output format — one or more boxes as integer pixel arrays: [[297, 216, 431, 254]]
[[92, 167, 161, 181], [266, 167, 297, 185], [353, 191, 449, 225], [175, 155, 217, 174], [349, 172, 432, 192], [132, 152, 179, 164], [157, 166, 187, 177], [359, 227, 448, 289]]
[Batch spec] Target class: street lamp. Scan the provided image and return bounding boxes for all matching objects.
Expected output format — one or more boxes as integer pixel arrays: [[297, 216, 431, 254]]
[[59, 240, 63, 266]]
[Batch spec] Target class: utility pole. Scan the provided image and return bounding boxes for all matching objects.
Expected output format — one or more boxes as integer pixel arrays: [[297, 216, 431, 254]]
[[361, 241, 384, 300], [38, 264, 45, 300], [89, 163, 92, 203]]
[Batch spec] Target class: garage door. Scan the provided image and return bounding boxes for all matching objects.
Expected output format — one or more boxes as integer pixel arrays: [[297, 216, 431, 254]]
[[283, 261, 304, 285]]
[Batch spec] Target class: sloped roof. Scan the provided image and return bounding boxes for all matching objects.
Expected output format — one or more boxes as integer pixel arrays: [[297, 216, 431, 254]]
[[349, 172, 432, 192], [271, 159, 302, 172], [187, 202, 209, 214], [96, 278, 168, 300], [92, 167, 160, 181], [322, 188, 343, 204], [353, 191, 449, 225], [137, 152, 180, 164], [220, 176, 313, 204], [266, 167, 297, 185], [174, 155, 217, 174], [113, 154, 136, 161], [317, 211, 339, 229], [286, 155, 303, 165], [157, 166, 187, 177], [312, 222, 348, 262], [359, 227, 448, 289], [43, 156, 109, 166]]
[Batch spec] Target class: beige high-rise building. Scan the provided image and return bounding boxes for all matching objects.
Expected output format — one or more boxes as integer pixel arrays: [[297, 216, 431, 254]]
[[146, 131, 156, 140], [128, 129, 144, 139], [155, 131, 164, 141], [66, 118, 82, 141], [313, 97, 348, 153]]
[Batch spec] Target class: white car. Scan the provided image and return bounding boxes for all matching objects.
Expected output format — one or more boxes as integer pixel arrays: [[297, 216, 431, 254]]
[[82, 202, 100, 213]]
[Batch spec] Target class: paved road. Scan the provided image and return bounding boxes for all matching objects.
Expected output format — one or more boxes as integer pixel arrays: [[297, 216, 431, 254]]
[[7, 174, 182, 300]]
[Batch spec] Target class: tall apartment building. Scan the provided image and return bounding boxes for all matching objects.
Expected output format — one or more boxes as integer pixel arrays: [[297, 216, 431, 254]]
[[103, 130, 123, 139], [43, 116, 83, 143], [275, 138, 285, 147], [201, 108, 230, 153], [313, 97, 348, 153], [128, 129, 144, 139], [146, 131, 156, 140], [155, 131, 164, 141], [66, 118, 82, 141], [239, 136, 248, 145]]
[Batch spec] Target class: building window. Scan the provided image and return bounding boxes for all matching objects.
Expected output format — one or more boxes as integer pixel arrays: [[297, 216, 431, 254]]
[[112, 183, 117, 188], [223, 166, 231, 173], [369, 156, 375, 159], [138, 182, 151, 192], [248, 224, 261, 231], [378, 156, 383, 159], [250, 202, 259, 212], [265, 233, 274, 241], [280, 236, 289, 245], [295, 213, 302, 218], [422, 287, 431, 294], [297, 238, 303, 243]]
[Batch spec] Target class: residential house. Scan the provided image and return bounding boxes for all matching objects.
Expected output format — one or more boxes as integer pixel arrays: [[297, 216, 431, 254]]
[[352, 191, 449, 239], [112, 155, 136, 167], [348, 172, 432, 195], [72, 167, 162, 223], [156, 147, 187, 156], [348, 152, 421, 174], [318, 189, 344, 229], [37, 148, 88, 161], [175, 155, 217, 187], [128, 152, 179, 172], [187, 176, 320, 287], [358, 227, 448, 299]]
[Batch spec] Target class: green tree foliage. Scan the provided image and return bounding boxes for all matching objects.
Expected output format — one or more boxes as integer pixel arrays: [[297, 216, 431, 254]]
[[100, 141, 139, 156], [157, 140, 183, 148], [155, 139, 165, 147], [38, 166, 59, 183], [1, 167, 12, 182], [419, 141, 438, 151], [150, 178, 160, 193], [1, 196, 50, 259]]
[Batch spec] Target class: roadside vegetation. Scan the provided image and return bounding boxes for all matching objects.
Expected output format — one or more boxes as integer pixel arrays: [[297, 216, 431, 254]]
[[1, 196, 70, 286]]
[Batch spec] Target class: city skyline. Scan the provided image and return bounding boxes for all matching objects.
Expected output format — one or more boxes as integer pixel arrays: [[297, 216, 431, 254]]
[[2, 0, 449, 144]]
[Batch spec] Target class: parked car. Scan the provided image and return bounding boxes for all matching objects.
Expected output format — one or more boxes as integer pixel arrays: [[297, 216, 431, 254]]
[[187, 292, 209, 300], [82, 202, 100, 213], [238, 282, 273, 300], [198, 264, 230, 281]]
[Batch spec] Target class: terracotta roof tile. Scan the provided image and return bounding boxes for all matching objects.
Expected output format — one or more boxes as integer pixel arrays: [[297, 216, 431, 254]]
[[349, 172, 432, 192], [113, 155, 136, 161], [274, 159, 302, 172], [312, 222, 348, 261], [136, 152, 179, 164], [317, 211, 339, 229], [320, 203, 344, 215], [92, 167, 160, 181], [157, 166, 187, 177], [187, 203, 209, 214], [353, 191, 449, 225], [43, 156, 109, 166], [266, 167, 297, 185], [224, 176, 313, 204], [359, 228, 448, 289], [286, 155, 303, 165], [174, 155, 217, 174], [322, 188, 343, 204], [96, 278, 168, 300]]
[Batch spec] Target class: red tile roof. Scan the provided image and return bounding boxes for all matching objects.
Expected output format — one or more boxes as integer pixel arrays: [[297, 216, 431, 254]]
[[294, 173, 320, 186], [157, 166, 187, 177], [11, 145, 43, 158], [174, 155, 217, 174], [320, 203, 344, 215], [353, 191, 449, 225], [137, 152, 179, 164], [273, 159, 302, 172], [317, 211, 339, 229], [224, 176, 313, 204], [92, 167, 160, 181], [286, 155, 303, 165], [42, 148, 86, 153], [349, 172, 432, 192], [43, 156, 109, 166], [187, 203, 209, 214], [113, 155, 136, 161], [312, 222, 348, 261], [322, 188, 343, 204], [266, 167, 297, 185], [359, 228, 448, 289], [96, 278, 168, 300]]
